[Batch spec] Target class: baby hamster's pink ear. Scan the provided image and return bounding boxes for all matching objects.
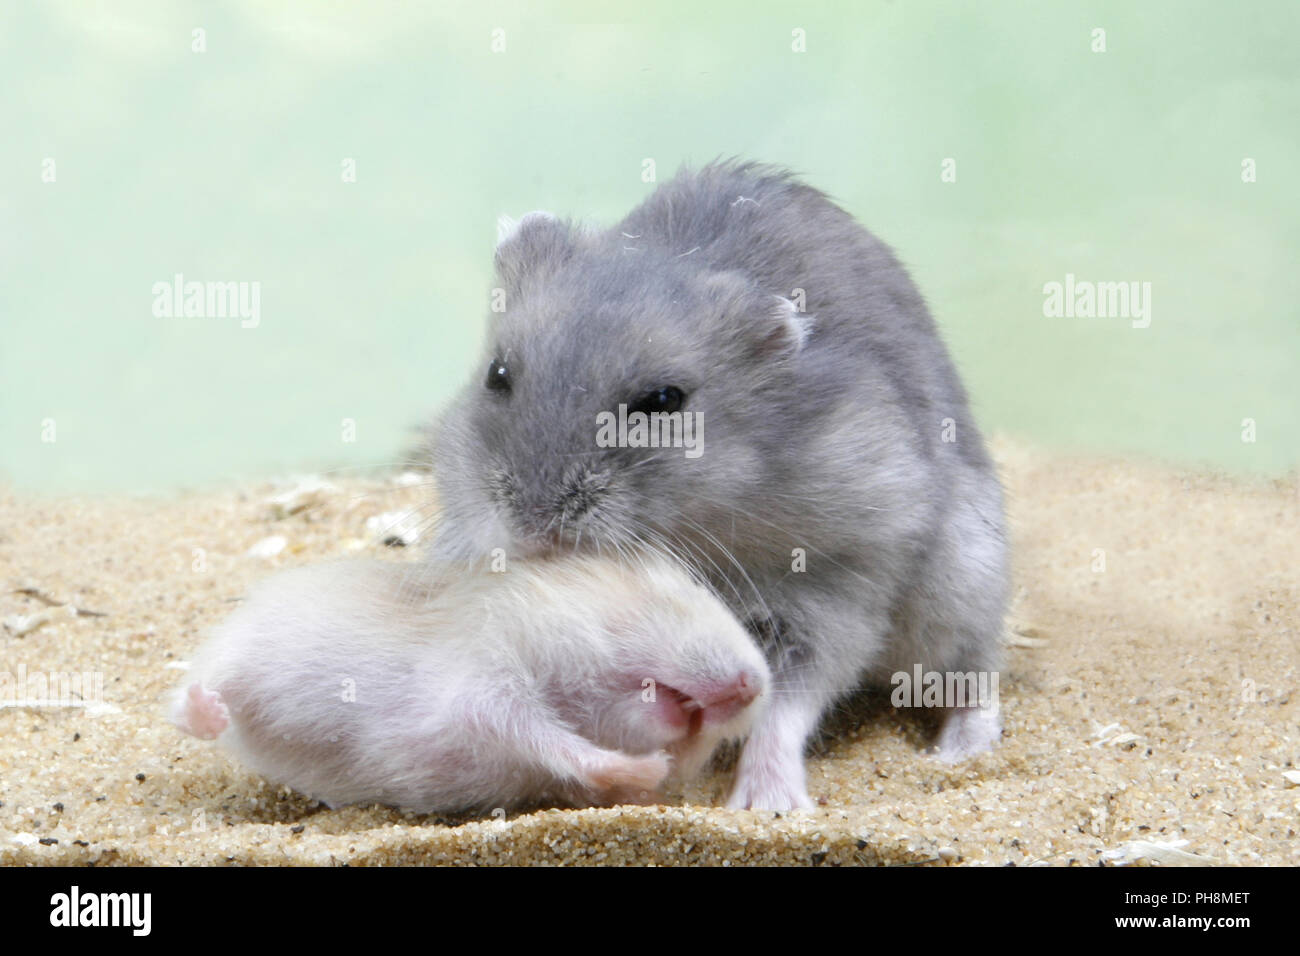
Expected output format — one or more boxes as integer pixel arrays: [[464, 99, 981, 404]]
[[699, 270, 814, 358], [494, 210, 574, 295]]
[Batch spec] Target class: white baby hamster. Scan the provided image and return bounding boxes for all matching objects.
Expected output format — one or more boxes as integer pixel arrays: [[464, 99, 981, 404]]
[[171, 554, 769, 813]]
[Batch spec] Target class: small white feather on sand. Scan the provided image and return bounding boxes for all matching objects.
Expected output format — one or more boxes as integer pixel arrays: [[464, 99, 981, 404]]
[[3, 612, 51, 636], [366, 510, 423, 546], [1102, 839, 1219, 866], [265, 477, 338, 519], [246, 535, 287, 558]]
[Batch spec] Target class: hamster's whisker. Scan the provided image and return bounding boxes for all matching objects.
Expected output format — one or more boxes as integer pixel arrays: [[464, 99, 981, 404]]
[[615, 456, 660, 475], [623, 524, 698, 580], [608, 528, 642, 574], [745, 488, 891, 513], [669, 515, 782, 640], [688, 486, 890, 525], [644, 525, 738, 602], [615, 526, 683, 584], [685, 493, 883, 591], [405, 509, 449, 545], [336, 483, 440, 511], [306, 457, 434, 478], [631, 517, 780, 657], [687, 488, 845, 525], [613, 526, 683, 583], [551, 448, 622, 459], [378, 515, 459, 599]]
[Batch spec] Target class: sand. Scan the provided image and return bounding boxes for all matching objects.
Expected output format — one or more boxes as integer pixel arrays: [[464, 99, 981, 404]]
[[1, 438, 1296, 866]]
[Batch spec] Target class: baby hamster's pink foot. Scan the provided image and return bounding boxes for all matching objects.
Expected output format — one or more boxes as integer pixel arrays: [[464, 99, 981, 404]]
[[176, 682, 230, 740], [586, 751, 670, 805], [932, 704, 1001, 763]]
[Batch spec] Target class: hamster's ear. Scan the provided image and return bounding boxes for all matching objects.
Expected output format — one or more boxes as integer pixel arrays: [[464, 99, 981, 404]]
[[765, 295, 814, 354], [700, 271, 813, 357], [494, 210, 574, 294]]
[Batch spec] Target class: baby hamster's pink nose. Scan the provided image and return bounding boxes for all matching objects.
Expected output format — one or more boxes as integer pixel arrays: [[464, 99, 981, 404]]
[[655, 671, 763, 736], [698, 670, 762, 725]]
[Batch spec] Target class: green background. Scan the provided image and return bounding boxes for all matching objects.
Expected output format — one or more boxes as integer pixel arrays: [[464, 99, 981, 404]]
[[3, 0, 1297, 494]]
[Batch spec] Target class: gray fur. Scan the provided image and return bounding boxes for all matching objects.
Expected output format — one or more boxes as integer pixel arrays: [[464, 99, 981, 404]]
[[429, 159, 1009, 809]]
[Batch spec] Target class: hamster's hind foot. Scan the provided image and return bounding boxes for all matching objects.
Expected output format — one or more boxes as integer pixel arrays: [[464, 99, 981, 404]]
[[586, 751, 671, 805], [931, 704, 1002, 763], [175, 682, 230, 740]]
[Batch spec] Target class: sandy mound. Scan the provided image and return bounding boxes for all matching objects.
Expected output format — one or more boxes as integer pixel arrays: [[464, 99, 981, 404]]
[[1, 439, 1296, 866]]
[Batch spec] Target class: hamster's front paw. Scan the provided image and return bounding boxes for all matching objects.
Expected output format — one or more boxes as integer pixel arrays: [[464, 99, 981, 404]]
[[726, 760, 814, 812], [932, 704, 1002, 763], [587, 751, 671, 805], [726, 715, 816, 811]]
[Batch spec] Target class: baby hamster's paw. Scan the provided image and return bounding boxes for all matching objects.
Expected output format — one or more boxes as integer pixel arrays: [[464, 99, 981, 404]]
[[586, 751, 671, 806], [931, 704, 1002, 763], [175, 682, 230, 740]]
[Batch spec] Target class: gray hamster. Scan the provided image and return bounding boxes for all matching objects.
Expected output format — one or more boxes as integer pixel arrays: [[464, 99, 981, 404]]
[[429, 159, 1009, 810], [170, 555, 770, 813]]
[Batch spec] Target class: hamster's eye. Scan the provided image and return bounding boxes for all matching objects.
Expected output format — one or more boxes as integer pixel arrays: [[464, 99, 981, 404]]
[[486, 357, 511, 393], [629, 386, 686, 416]]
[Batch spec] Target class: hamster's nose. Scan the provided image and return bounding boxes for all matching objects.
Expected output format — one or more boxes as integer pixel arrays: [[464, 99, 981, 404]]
[[654, 671, 763, 736], [558, 470, 610, 522], [697, 670, 763, 725]]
